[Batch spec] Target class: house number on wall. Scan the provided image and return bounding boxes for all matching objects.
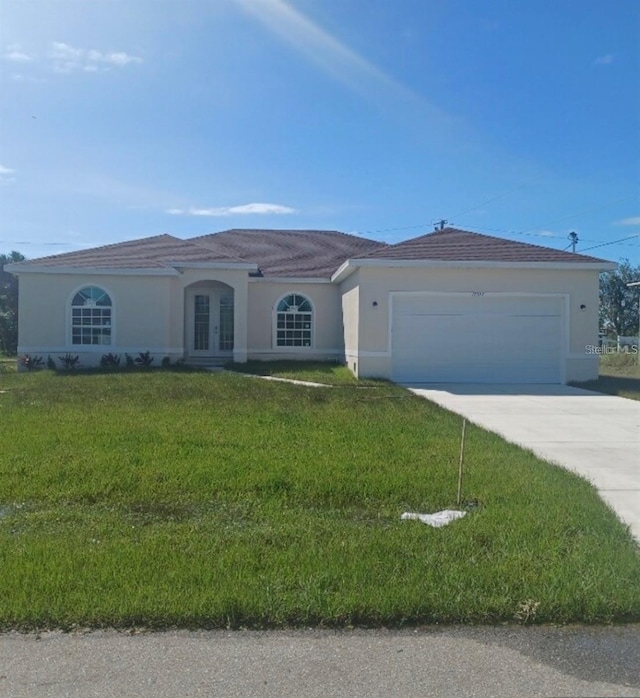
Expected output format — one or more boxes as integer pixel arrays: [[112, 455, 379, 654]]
[[471, 291, 485, 297]]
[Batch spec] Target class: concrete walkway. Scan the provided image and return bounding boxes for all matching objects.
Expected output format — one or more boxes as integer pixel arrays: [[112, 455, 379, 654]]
[[406, 384, 640, 541]]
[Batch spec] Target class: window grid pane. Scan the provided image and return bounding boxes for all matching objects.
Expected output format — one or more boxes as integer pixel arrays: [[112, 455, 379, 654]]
[[276, 299, 312, 347], [219, 295, 234, 352], [193, 294, 210, 351], [71, 287, 113, 345]]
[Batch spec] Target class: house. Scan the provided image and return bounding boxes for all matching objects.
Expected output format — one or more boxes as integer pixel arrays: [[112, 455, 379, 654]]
[[4, 227, 616, 383]]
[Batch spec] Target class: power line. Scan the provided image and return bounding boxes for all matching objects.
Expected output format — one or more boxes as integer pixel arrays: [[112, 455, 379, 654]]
[[358, 193, 638, 240], [4, 192, 640, 254], [579, 234, 640, 253], [458, 224, 640, 247], [449, 182, 531, 221], [518, 195, 637, 235]]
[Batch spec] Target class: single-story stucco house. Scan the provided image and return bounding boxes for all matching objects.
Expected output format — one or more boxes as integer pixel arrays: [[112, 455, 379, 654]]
[[4, 227, 615, 383]]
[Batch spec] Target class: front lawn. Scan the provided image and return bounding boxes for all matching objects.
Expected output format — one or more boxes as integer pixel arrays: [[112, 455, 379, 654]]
[[0, 355, 16, 374], [0, 368, 639, 629], [225, 359, 367, 385]]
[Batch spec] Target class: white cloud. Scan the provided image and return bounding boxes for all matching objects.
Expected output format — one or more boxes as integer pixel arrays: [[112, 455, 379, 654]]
[[3, 41, 142, 75], [237, 0, 393, 90], [87, 49, 143, 66], [50, 42, 83, 60], [2, 43, 33, 62], [594, 54, 614, 66], [235, 0, 447, 125], [168, 203, 297, 216], [49, 41, 142, 73], [616, 216, 640, 226], [11, 73, 44, 83], [0, 164, 16, 183], [3, 50, 32, 62]]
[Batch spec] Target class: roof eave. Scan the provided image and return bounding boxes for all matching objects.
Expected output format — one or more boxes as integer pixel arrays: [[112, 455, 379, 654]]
[[3, 264, 181, 276], [334, 258, 617, 275], [331, 260, 355, 283], [4, 260, 260, 275], [167, 261, 258, 271], [250, 276, 332, 284]]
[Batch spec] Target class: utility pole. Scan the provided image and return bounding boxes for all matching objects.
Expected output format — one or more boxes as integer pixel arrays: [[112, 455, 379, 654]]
[[434, 219, 448, 231], [568, 231, 579, 253]]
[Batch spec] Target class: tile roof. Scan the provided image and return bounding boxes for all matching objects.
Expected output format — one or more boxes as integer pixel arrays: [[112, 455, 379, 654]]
[[9, 227, 611, 277], [191, 229, 386, 277], [362, 227, 609, 264], [11, 234, 249, 269]]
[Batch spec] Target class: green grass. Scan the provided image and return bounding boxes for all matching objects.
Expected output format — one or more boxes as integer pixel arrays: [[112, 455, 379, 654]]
[[225, 359, 370, 385], [0, 355, 16, 374], [573, 353, 640, 401], [0, 367, 639, 630]]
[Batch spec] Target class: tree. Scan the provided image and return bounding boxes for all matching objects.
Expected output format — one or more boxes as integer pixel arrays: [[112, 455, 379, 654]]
[[599, 259, 640, 337], [0, 251, 25, 355]]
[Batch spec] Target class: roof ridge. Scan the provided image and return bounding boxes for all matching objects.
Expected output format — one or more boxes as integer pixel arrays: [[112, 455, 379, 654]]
[[188, 228, 386, 277], [180, 236, 255, 264], [190, 228, 385, 245]]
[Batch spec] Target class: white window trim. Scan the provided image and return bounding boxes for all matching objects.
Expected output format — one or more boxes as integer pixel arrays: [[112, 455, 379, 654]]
[[67, 284, 115, 349], [272, 292, 315, 350]]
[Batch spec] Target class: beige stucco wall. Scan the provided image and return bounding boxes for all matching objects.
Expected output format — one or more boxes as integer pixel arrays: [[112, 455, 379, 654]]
[[15, 270, 340, 367], [246, 280, 343, 360], [15, 267, 253, 366], [339, 270, 360, 373], [14, 262, 602, 383], [346, 265, 601, 382], [16, 272, 180, 366]]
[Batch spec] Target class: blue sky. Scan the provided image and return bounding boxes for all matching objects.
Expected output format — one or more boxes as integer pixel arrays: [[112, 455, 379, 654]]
[[1, 0, 639, 264]]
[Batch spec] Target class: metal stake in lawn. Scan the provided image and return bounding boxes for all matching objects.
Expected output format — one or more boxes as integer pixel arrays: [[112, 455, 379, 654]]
[[456, 418, 467, 506]]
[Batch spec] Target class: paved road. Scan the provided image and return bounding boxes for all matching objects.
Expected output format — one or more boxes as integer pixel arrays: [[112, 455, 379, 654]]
[[1, 626, 639, 697], [406, 384, 640, 541]]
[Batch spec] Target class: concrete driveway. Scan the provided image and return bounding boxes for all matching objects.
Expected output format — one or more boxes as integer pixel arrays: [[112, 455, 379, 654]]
[[405, 384, 640, 541]]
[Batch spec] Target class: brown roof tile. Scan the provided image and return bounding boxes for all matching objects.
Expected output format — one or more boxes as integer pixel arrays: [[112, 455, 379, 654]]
[[191, 229, 386, 277], [361, 227, 610, 264], [13, 234, 249, 269]]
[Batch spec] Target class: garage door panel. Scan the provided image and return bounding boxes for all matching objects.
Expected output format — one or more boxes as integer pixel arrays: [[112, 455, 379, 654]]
[[395, 294, 559, 318], [391, 295, 563, 384]]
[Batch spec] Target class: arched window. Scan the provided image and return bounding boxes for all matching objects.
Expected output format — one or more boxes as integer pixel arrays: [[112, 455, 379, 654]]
[[275, 293, 313, 347], [71, 286, 112, 346]]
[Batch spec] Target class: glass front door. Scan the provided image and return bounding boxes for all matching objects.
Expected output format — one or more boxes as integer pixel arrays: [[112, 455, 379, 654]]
[[193, 294, 211, 352], [189, 290, 234, 356]]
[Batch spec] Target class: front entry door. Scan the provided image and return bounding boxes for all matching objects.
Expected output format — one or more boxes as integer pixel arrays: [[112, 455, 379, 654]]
[[188, 290, 234, 357]]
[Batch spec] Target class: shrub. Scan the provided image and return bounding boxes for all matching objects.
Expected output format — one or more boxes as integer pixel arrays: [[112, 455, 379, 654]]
[[57, 353, 80, 370], [135, 351, 154, 367], [19, 354, 44, 371], [47, 355, 57, 371], [100, 353, 121, 368], [161, 356, 171, 368], [125, 353, 135, 368]]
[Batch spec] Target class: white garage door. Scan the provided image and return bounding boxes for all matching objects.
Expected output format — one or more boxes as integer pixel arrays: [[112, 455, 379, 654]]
[[391, 294, 563, 384]]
